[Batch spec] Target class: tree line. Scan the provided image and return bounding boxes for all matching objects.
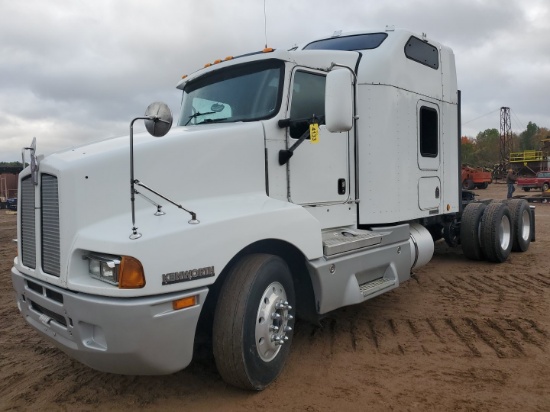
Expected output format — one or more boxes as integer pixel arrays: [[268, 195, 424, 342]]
[[461, 122, 549, 168], [0, 161, 24, 168]]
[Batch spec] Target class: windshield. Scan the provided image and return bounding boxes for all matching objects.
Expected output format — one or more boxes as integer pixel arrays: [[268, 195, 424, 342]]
[[178, 59, 284, 126]]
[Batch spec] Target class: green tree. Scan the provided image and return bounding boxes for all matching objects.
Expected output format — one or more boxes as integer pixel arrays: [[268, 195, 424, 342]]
[[519, 122, 538, 151], [533, 127, 550, 149], [461, 136, 477, 165], [474, 128, 500, 167], [0, 161, 24, 168]]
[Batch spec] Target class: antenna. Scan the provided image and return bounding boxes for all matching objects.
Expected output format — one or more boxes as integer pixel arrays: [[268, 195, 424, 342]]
[[263, 0, 268, 48]]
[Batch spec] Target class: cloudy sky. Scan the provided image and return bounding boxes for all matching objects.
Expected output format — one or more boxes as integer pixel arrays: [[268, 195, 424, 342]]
[[1, 0, 549, 162]]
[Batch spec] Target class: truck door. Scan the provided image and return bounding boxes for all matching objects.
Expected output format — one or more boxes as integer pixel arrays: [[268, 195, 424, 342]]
[[417, 101, 442, 211], [286, 70, 350, 205]]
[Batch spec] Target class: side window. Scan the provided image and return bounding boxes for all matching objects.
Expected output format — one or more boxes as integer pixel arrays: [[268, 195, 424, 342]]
[[289, 71, 325, 139], [419, 106, 438, 157], [405, 36, 439, 70]]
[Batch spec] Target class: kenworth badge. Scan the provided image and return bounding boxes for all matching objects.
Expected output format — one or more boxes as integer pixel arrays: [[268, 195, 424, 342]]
[[162, 266, 215, 285]]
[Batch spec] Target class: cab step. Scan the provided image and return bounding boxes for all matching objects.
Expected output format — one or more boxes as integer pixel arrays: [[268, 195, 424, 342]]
[[359, 277, 397, 298]]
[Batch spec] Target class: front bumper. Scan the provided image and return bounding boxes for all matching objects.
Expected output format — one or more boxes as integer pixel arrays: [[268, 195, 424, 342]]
[[11, 266, 208, 375]]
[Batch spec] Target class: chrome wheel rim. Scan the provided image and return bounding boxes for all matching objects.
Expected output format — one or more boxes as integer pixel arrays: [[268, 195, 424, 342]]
[[520, 209, 531, 241], [255, 281, 293, 362], [499, 214, 512, 250]]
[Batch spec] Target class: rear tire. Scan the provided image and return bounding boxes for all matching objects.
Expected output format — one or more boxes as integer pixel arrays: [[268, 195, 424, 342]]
[[460, 203, 486, 260], [504, 199, 531, 252], [463, 179, 475, 190], [213, 254, 295, 390], [523, 187, 531, 192], [443, 219, 460, 247], [480, 202, 513, 263]]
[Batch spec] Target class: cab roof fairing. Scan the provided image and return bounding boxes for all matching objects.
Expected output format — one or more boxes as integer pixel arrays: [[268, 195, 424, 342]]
[[295, 28, 445, 52]]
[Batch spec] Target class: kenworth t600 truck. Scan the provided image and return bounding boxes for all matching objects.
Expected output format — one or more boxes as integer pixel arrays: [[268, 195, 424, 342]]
[[11, 28, 534, 390]]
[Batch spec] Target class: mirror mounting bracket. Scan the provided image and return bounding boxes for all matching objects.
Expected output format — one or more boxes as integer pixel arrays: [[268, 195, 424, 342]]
[[278, 115, 322, 166]]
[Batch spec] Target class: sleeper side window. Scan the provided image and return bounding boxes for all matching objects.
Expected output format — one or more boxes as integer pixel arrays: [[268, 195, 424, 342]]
[[419, 106, 438, 158]]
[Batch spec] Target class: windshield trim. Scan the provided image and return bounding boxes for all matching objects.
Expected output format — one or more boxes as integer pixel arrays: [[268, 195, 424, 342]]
[[178, 59, 285, 126]]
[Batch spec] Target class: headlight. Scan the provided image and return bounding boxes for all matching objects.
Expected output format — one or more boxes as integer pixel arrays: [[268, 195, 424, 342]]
[[84, 253, 145, 288]]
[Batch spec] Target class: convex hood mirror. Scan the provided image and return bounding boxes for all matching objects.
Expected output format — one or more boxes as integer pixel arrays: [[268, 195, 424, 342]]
[[144, 102, 173, 137]]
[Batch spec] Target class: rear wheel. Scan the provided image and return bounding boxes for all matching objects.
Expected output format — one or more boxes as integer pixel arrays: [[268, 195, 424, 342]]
[[213, 254, 295, 390], [460, 202, 486, 260], [504, 199, 531, 252], [443, 219, 460, 247], [462, 179, 475, 190], [480, 202, 513, 263], [523, 187, 531, 192]]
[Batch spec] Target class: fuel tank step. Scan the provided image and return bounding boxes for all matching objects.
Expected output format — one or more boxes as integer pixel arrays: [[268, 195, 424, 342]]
[[322, 228, 382, 256]]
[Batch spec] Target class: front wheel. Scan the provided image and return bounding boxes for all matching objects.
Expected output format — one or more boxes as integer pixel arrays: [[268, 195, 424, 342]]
[[213, 254, 295, 390], [542, 183, 549, 192]]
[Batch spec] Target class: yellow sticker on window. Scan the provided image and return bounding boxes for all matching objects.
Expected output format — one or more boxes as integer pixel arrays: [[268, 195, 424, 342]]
[[310, 123, 319, 144]]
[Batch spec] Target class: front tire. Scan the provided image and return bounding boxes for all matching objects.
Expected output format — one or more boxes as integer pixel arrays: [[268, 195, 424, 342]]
[[213, 254, 295, 390], [542, 183, 549, 192]]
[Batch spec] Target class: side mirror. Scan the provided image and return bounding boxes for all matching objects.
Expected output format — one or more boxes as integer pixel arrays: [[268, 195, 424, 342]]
[[144, 102, 173, 137], [325, 69, 353, 133]]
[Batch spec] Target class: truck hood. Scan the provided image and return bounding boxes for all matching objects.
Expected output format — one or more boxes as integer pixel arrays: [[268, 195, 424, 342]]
[[40, 122, 267, 209], [21, 122, 270, 285]]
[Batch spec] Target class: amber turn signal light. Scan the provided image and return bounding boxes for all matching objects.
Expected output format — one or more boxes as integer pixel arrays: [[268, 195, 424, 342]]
[[119, 256, 146, 289]]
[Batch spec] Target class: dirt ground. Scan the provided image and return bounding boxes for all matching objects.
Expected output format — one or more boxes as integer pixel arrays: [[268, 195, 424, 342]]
[[1, 184, 549, 411]]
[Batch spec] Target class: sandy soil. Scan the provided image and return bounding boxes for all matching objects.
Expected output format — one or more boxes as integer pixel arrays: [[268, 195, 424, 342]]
[[1, 184, 549, 411]]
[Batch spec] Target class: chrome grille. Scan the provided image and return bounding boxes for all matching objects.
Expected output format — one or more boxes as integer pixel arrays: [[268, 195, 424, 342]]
[[21, 177, 36, 268], [41, 174, 61, 276]]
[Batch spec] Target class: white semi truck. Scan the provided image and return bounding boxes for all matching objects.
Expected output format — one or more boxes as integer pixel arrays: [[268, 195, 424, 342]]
[[11, 28, 534, 390]]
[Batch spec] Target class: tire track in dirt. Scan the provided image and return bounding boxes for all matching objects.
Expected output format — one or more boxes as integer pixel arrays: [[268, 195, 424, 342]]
[[433, 271, 548, 304], [300, 316, 547, 359]]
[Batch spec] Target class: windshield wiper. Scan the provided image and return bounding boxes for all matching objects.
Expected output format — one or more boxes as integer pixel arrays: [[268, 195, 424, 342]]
[[198, 118, 229, 124], [185, 111, 216, 126]]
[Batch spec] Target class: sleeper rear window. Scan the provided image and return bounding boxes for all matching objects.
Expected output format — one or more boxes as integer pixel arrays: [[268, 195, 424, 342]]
[[304, 33, 387, 51]]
